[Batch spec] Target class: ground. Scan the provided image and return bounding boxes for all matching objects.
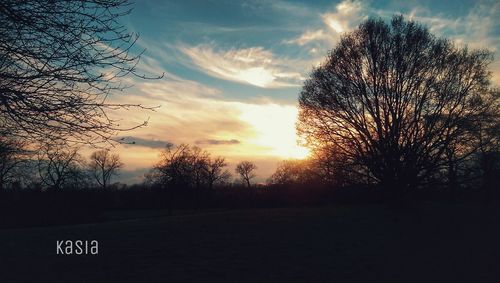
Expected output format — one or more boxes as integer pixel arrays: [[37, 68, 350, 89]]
[[1, 203, 499, 282]]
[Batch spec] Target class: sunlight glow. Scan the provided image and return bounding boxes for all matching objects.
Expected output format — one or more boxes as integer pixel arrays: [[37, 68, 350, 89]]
[[238, 104, 310, 159], [237, 67, 275, 88], [326, 18, 345, 33]]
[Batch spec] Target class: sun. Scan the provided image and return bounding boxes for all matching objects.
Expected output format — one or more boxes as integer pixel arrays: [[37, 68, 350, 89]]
[[239, 103, 311, 159]]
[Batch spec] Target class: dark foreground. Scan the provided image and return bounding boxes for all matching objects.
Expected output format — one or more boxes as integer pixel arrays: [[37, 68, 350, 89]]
[[1, 203, 499, 282]]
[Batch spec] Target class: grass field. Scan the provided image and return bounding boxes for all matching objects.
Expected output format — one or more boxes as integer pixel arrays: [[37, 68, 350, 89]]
[[1, 203, 499, 282]]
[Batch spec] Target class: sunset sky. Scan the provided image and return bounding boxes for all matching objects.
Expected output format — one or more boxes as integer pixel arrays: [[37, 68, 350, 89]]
[[105, 0, 500, 184]]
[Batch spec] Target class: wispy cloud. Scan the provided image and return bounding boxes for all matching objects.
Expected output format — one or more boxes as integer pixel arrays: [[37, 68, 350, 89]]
[[285, 29, 327, 46], [196, 139, 240, 145], [178, 44, 304, 88], [117, 136, 172, 149], [321, 0, 367, 34], [285, 0, 367, 48], [375, 1, 500, 84], [376, 2, 500, 52], [284, 0, 500, 85], [106, 68, 307, 173]]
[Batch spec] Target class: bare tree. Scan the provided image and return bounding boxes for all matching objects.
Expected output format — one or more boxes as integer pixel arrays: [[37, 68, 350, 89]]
[[311, 145, 374, 187], [89, 149, 123, 189], [268, 160, 309, 186], [151, 144, 230, 190], [471, 89, 500, 189], [0, 135, 28, 190], [235, 161, 257, 188], [267, 160, 292, 186], [150, 144, 225, 212], [0, 0, 160, 144], [205, 157, 231, 190], [190, 146, 210, 191], [37, 143, 84, 190], [298, 16, 495, 192], [152, 144, 196, 189]]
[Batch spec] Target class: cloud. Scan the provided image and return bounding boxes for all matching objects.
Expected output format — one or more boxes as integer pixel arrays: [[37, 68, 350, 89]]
[[178, 44, 304, 88], [284, 0, 500, 85], [285, 0, 367, 48], [106, 68, 306, 160], [321, 0, 366, 34], [195, 139, 240, 145], [285, 29, 327, 46], [377, 1, 500, 85], [266, 0, 312, 16], [104, 72, 311, 177], [383, 3, 499, 51], [129, 55, 221, 100], [117, 136, 172, 149]]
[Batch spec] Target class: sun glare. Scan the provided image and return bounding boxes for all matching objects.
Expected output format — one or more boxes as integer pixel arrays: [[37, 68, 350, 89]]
[[326, 18, 344, 33], [239, 104, 311, 159]]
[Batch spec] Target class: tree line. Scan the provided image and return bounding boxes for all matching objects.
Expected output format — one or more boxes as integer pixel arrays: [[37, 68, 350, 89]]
[[2, 133, 497, 195], [0, 139, 263, 192], [144, 143, 260, 191], [0, 139, 123, 191]]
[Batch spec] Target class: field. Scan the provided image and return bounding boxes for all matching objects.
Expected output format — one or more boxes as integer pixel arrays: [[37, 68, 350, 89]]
[[1, 203, 499, 282]]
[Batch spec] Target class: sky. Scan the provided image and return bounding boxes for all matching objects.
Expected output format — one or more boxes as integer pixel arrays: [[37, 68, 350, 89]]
[[102, 0, 500, 184]]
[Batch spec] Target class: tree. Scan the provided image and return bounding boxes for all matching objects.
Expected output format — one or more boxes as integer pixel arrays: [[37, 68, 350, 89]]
[[298, 16, 495, 192], [205, 157, 231, 190], [471, 89, 500, 189], [311, 145, 374, 187], [0, 135, 27, 190], [268, 159, 310, 186], [152, 144, 196, 190], [89, 149, 123, 189], [0, 0, 160, 144], [37, 143, 84, 190], [190, 146, 210, 191], [151, 144, 230, 190], [235, 161, 257, 188], [149, 144, 230, 212]]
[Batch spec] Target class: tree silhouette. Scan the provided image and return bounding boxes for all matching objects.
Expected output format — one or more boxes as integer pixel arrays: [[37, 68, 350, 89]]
[[471, 89, 500, 189], [298, 16, 495, 192], [148, 144, 231, 212], [205, 157, 231, 190], [235, 161, 257, 188], [190, 146, 210, 192], [0, 0, 160, 144], [151, 144, 230, 190], [0, 135, 27, 190], [89, 149, 123, 189], [267, 159, 311, 186], [37, 143, 84, 190], [152, 144, 197, 190]]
